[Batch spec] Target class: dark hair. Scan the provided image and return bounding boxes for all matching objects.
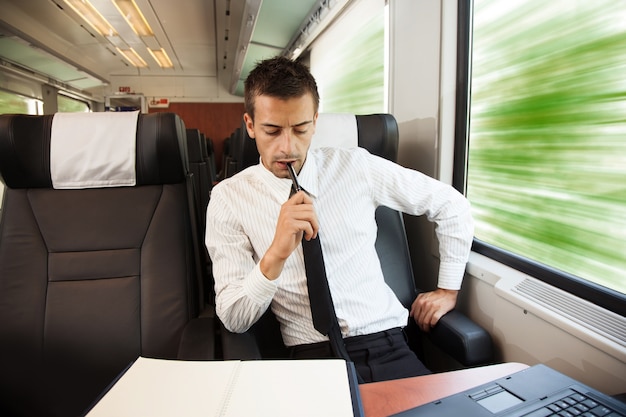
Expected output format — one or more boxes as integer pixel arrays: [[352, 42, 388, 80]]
[[244, 56, 320, 120]]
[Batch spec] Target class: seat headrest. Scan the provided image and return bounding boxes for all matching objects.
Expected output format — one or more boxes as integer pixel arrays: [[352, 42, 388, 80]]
[[235, 113, 398, 174], [311, 113, 358, 149], [51, 111, 138, 189], [315, 113, 399, 161], [0, 112, 187, 189], [354, 113, 398, 162]]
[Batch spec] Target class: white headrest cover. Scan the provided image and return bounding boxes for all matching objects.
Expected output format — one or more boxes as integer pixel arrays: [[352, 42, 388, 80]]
[[311, 113, 357, 149], [50, 111, 139, 189]]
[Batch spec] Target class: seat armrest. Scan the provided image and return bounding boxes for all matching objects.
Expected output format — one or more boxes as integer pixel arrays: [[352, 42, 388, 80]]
[[177, 316, 216, 360], [220, 325, 263, 360], [219, 310, 288, 360], [427, 310, 493, 366]]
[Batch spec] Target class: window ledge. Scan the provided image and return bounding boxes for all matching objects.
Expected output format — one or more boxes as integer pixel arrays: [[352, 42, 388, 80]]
[[467, 252, 626, 363]]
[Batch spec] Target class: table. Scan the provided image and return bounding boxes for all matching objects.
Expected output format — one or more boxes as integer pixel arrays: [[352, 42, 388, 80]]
[[359, 362, 529, 417]]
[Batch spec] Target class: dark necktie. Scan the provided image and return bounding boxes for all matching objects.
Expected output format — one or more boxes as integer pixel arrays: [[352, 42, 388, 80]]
[[301, 234, 335, 335], [291, 186, 351, 361]]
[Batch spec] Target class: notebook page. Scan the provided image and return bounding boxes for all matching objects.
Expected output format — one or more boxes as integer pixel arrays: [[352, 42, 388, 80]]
[[222, 359, 355, 417], [86, 357, 239, 417]]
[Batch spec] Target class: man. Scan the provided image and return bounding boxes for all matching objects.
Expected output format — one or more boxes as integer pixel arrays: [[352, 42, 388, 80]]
[[205, 56, 474, 383]]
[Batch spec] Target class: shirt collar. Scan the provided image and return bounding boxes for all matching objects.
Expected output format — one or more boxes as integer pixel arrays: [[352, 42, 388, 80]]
[[296, 150, 319, 198]]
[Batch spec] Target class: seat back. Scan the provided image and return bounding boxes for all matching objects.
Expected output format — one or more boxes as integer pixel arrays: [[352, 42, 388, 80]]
[[223, 126, 251, 179], [202, 133, 218, 184], [185, 128, 216, 304], [353, 114, 418, 308], [0, 112, 205, 416], [220, 113, 493, 366], [186, 128, 212, 225]]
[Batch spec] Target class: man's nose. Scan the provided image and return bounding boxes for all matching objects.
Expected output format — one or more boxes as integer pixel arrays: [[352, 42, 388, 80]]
[[278, 129, 294, 153]]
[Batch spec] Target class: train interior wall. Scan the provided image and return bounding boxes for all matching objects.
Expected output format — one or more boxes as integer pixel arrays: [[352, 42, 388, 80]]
[[149, 102, 245, 175]]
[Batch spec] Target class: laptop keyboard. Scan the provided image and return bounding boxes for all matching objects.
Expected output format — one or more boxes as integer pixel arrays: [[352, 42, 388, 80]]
[[522, 388, 624, 417]]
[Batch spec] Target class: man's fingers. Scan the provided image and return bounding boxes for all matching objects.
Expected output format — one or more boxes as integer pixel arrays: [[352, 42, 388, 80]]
[[287, 190, 313, 204], [420, 308, 434, 332], [283, 194, 319, 238], [411, 289, 458, 332], [292, 219, 316, 241]]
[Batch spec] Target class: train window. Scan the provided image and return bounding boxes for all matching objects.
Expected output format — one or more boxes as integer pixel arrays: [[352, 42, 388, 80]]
[[57, 94, 90, 113], [309, 0, 386, 113], [456, 0, 626, 313], [0, 89, 42, 115]]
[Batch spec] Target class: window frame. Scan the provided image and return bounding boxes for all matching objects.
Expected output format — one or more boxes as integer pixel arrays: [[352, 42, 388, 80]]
[[453, 0, 626, 317], [57, 93, 91, 113]]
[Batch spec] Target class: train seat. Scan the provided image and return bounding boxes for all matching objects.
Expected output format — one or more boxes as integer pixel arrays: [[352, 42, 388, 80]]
[[186, 128, 215, 305], [201, 132, 218, 185], [0, 112, 215, 417], [218, 113, 493, 369], [186, 128, 212, 228]]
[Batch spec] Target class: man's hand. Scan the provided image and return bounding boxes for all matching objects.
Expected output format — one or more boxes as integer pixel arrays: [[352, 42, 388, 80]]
[[410, 288, 458, 332], [260, 191, 319, 280]]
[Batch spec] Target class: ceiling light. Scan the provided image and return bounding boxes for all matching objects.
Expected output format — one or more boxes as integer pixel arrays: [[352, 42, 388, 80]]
[[63, 0, 118, 37], [113, 0, 154, 37], [116, 47, 148, 68], [148, 48, 174, 68]]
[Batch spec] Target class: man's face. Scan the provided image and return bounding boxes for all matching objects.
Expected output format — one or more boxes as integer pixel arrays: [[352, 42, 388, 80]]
[[244, 93, 318, 178]]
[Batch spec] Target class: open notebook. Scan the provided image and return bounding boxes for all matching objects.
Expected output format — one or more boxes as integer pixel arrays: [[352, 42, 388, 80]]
[[84, 357, 364, 417]]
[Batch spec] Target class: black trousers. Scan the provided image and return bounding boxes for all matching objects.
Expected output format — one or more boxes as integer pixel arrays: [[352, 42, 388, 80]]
[[289, 327, 431, 383]]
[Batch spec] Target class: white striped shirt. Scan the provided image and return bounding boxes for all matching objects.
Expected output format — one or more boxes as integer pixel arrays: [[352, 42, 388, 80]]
[[205, 147, 474, 346]]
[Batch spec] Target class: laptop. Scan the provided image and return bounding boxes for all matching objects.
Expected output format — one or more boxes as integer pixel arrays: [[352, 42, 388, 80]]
[[391, 364, 626, 417]]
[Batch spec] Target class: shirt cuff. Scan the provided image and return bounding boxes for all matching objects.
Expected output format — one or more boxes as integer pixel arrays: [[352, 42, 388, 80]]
[[243, 263, 280, 304], [437, 261, 466, 290]]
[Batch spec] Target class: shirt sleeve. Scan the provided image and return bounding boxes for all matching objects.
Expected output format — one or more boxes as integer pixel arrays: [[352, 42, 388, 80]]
[[361, 149, 475, 290], [205, 185, 279, 333]]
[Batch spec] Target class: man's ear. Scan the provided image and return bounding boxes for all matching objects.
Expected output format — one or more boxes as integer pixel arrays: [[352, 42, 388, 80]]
[[243, 113, 255, 139]]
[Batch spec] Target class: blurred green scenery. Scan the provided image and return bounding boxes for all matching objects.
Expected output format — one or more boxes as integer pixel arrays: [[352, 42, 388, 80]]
[[314, 10, 385, 114], [0, 90, 36, 114], [467, 0, 626, 294]]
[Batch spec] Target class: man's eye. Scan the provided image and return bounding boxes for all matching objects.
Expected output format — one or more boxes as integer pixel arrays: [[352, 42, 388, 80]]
[[265, 130, 280, 136], [295, 129, 307, 135]]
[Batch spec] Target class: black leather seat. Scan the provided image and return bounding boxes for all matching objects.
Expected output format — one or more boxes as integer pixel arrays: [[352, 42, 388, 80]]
[[0, 112, 215, 417], [186, 128, 212, 227], [219, 113, 493, 368], [201, 132, 218, 185], [186, 128, 216, 305]]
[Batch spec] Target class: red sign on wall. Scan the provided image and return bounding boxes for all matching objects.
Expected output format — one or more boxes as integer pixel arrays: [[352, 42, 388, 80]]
[[148, 98, 169, 108], [118, 86, 131, 93]]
